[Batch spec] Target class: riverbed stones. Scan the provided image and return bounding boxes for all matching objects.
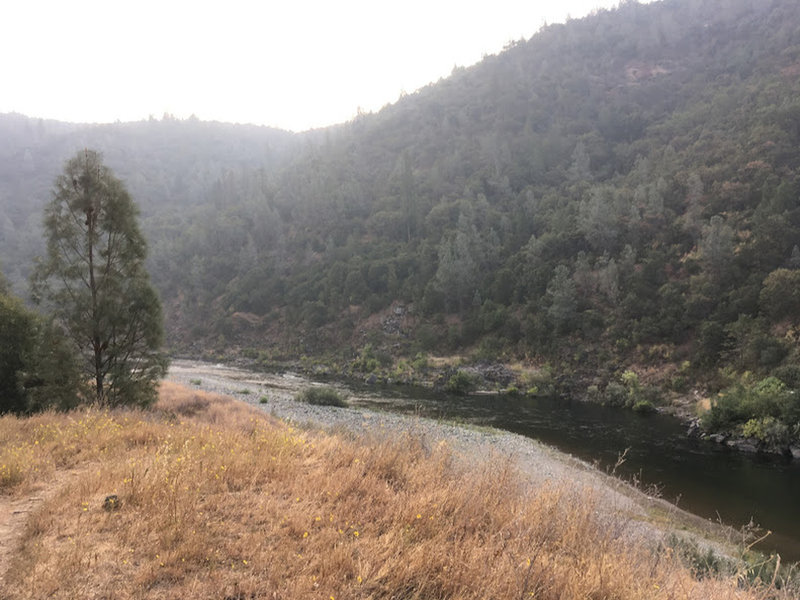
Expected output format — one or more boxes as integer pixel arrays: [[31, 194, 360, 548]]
[[726, 438, 759, 453]]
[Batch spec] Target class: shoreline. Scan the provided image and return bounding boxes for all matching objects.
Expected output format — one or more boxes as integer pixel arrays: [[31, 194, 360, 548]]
[[166, 359, 746, 561]]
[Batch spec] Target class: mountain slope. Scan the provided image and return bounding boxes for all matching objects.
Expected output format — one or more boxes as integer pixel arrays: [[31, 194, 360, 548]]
[[158, 0, 800, 382]]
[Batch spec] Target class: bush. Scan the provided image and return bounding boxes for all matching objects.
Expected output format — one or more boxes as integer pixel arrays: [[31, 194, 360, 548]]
[[702, 376, 798, 434], [632, 400, 657, 414], [741, 417, 791, 447], [603, 381, 628, 407], [295, 386, 348, 407], [352, 344, 392, 374], [445, 370, 479, 395]]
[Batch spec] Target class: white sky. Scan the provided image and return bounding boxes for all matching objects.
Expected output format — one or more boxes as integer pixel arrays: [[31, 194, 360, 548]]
[[1, 0, 632, 132]]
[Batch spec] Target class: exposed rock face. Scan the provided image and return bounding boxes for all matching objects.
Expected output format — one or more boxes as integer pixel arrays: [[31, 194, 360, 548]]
[[475, 363, 515, 387]]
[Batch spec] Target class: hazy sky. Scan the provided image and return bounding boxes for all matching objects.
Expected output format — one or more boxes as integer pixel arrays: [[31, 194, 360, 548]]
[[1, 0, 633, 132]]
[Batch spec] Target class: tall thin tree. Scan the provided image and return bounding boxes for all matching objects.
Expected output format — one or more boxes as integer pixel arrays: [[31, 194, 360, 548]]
[[32, 150, 168, 407]]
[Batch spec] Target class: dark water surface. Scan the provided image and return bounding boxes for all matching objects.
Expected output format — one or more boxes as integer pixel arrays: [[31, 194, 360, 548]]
[[352, 387, 800, 561]]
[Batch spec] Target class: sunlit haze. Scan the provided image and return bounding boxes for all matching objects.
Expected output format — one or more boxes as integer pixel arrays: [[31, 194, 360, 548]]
[[1, 0, 636, 131]]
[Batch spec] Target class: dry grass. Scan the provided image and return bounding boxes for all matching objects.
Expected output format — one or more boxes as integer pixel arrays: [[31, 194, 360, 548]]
[[0, 381, 789, 599]]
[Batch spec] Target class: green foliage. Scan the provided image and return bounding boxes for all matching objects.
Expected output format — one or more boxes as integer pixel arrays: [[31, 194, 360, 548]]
[[740, 417, 791, 447], [294, 386, 348, 407], [31, 150, 168, 408], [603, 369, 661, 411], [24, 318, 84, 413], [351, 344, 393, 374], [632, 400, 656, 414], [759, 268, 800, 322], [410, 352, 429, 372], [772, 364, 800, 389], [0, 285, 82, 414], [444, 370, 479, 395], [0, 289, 37, 414], [702, 376, 800, 444]]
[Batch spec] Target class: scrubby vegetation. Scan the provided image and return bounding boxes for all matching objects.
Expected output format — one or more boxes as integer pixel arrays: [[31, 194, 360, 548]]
[[0, 382, 794, 598], [702, 374, 800, 452]]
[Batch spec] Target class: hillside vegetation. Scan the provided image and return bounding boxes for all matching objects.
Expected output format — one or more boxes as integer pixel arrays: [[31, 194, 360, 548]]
[[0, 383, 792, 598], [3, 0, 800, 438]]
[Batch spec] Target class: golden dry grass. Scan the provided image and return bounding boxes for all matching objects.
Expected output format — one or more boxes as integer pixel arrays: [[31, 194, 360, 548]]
[[0, 381, 789, 599]]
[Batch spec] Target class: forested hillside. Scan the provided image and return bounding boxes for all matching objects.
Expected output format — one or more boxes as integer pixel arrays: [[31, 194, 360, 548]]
[[4, 0, 800, 429], [158, 1, 800, 379]]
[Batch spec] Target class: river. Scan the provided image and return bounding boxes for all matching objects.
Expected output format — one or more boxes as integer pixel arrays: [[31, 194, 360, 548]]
[[170, 360, 800, 562]]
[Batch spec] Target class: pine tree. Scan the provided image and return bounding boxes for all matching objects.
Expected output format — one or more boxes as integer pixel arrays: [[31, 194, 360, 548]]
[[546, 265, 577, 332], [31, 150, 168, 407]]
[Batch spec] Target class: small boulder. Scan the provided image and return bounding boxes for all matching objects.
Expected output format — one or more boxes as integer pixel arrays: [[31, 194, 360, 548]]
[[726, 438, 759, 453]]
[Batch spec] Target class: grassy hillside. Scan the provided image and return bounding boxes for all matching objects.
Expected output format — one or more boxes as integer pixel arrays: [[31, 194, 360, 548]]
[[0, 383, 790, 598]]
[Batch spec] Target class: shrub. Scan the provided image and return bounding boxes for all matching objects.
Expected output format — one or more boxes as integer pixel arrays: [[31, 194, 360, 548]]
[[741, 417, 790, 447], [445, 370, 479, 395], [352, 344, 392, 373], [632, 400, 657, 414], [702, 375, 798, 434], [295, 386, 348, 407], [410, 352, 429, 372], [603, 381, 628, 407]]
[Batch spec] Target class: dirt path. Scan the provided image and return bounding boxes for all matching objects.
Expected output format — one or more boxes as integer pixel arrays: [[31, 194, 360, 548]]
[[0, 470, 84, 589], [0, 491, 49, 589]]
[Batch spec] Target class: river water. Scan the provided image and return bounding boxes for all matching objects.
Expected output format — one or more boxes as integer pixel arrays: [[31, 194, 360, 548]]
[[347, 384, 800, 562]]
